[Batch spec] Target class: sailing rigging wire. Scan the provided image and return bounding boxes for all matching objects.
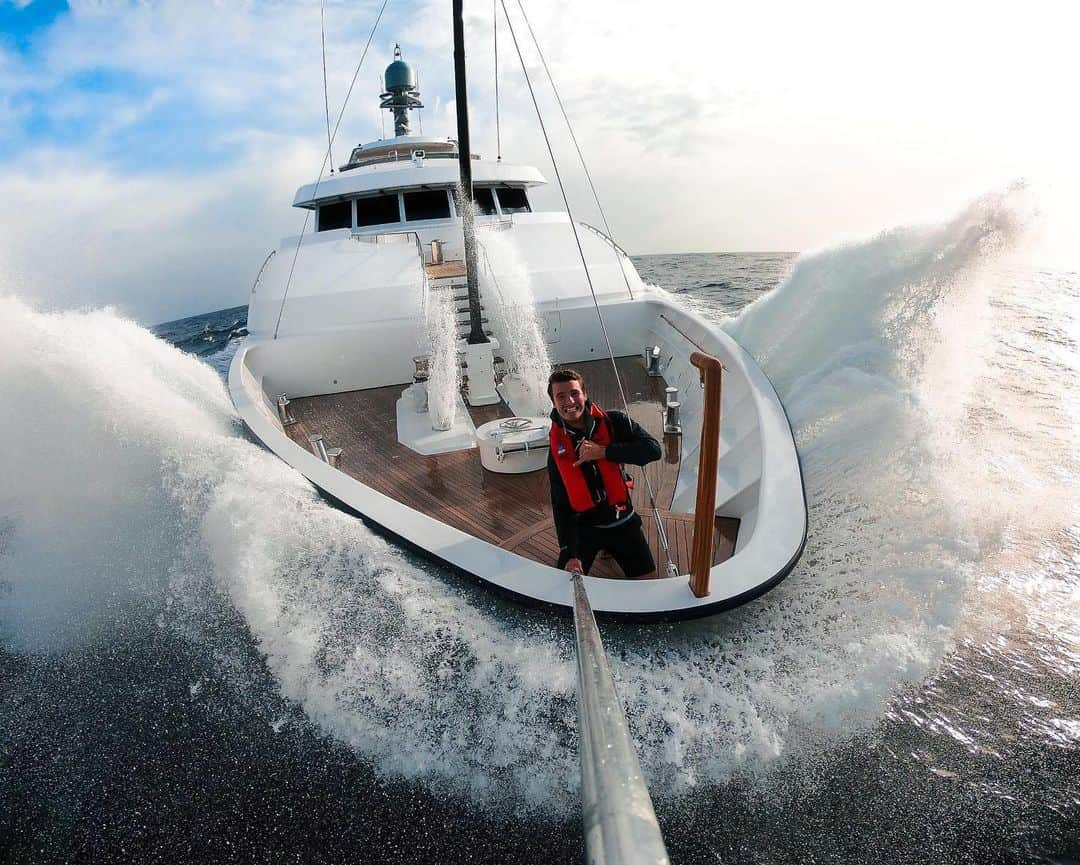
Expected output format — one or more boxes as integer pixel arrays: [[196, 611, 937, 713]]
[[513, 0, 633, 301], [273, 0, 392, 340], [321, 1, 334, 173], [498, 0, 676, 574], [494, 0, 502, 161]]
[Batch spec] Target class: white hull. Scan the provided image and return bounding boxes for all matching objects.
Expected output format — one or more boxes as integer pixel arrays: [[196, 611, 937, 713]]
[[229, 279, 806, 618]]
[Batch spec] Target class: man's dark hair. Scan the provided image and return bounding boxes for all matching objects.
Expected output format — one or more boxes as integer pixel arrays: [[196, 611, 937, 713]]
[[547, 368, 585, 400]]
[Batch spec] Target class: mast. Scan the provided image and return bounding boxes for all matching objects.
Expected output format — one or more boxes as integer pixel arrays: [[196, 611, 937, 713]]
[[452, 0, 487, 344]]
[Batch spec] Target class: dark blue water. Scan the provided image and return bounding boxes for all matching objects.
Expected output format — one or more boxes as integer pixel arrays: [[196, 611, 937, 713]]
[[151, 305, 248, 358], [2, 246, 1078, 865]]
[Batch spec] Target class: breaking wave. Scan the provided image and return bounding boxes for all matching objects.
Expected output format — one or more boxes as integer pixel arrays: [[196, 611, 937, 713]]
[[1, 187, 1067, 814]]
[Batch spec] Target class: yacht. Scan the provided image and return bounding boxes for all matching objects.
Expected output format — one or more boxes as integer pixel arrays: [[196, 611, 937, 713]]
[[228, 45, 806, 618]]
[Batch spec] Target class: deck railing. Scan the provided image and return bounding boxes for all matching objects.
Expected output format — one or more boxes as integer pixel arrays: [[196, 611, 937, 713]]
[[579, 221, 632, 259], [248, 249, 276, 296], [571, 574, 670, 865]]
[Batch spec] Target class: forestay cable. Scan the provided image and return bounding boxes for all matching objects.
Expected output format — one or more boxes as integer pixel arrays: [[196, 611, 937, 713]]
[[321, 1, 334, 173], [274, 0, 392, 340], [499, 0, 676, 575], [494, 0, 502, 161]]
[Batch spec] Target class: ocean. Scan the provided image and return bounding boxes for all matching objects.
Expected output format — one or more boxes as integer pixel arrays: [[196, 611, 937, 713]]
[[1, 191, 1078, 863]]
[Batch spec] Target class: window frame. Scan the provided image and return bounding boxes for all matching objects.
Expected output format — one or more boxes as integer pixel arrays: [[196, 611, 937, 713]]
[[402, 188, 454, 223], [493, 186, 531, 215], [354, 191, 406, 229], [316, 199, 354, 232]]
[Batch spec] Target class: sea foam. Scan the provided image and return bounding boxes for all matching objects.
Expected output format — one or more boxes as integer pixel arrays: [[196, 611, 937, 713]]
[[0, 188, 1056, 813]]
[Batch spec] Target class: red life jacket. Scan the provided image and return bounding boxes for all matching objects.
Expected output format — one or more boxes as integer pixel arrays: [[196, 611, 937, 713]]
[[549, 404, 630, 513]]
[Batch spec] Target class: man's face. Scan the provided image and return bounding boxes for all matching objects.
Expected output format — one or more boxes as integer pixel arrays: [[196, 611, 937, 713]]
[[551, 379, 587, 426]]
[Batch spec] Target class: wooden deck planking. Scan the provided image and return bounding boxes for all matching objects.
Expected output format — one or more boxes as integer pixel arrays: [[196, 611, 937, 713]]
[[497, 508, 740, 579], [425, 260, 468, 279], [283, 356, 738, 579]]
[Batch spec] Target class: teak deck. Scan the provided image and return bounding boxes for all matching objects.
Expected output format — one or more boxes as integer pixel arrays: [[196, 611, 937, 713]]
[[284, 356, 738, 578], [424, 261, 468, 279]]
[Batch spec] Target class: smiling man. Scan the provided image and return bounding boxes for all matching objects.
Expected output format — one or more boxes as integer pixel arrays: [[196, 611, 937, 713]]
[[546, 368, 662, 579]]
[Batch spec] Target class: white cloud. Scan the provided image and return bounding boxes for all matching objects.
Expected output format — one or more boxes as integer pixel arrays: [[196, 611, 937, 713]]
[[0, 0, 1077, 321], [0, 136, 319, 323]]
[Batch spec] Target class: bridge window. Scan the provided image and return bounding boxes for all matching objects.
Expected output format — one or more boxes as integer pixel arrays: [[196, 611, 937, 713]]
[[495, 186, 530, 214], [355, 193, 402, 228], [474, 187, 497, 216], [404, 189, 452, 222], [317, 200, 352, 232]]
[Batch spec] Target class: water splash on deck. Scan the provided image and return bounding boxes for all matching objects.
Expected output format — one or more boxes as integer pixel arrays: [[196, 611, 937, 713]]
[[477, 226, 552, 417], [422, 277, 460, 431]]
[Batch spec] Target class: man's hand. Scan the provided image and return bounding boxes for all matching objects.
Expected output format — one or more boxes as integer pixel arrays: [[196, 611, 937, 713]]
[[565, 558, 584, 575], [573, 440, 607, 466]]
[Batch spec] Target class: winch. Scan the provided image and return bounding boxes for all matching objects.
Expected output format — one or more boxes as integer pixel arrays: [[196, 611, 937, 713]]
[[475, 416, 551, 473]]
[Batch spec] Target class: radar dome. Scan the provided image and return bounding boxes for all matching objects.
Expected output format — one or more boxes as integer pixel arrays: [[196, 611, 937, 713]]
[[384, 55, 417, 92]]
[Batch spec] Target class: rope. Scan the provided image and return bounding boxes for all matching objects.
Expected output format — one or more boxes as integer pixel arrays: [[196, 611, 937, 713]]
[[320, 1, 333, 173], [499, 0, 675, 575], [513, 0, 632, 301], [273, 0, 392, 340]]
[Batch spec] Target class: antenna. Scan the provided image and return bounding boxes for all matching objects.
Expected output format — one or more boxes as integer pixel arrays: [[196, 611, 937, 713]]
[[379, 76, 386, 138], [380, 43, 424, 137], [417, 71, 423, 134]]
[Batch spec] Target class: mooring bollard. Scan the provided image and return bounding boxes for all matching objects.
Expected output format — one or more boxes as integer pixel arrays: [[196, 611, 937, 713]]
[[308, 434, 329, 463], [276, 393, 297, 426], [644, 345, 663, 377], [663, 386, 681, 435]]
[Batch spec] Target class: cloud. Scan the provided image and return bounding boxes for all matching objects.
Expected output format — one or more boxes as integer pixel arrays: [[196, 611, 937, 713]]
[[0, 136, 320, 323], [0, 0, 1077, 320]]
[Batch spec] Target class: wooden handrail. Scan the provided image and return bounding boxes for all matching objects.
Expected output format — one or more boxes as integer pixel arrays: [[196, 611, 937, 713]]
[[689, 351, 723, 597]]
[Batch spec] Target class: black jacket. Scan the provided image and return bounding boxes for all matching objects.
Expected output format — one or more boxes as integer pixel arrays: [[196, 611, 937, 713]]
[[547, 403, 661, 560]]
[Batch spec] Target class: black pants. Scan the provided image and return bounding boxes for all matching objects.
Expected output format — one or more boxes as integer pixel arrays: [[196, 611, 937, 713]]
[[556, 514, 656, 579]]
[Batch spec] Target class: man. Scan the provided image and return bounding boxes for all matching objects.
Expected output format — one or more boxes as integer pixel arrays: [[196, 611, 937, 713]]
[[547, 368, 661, 578]]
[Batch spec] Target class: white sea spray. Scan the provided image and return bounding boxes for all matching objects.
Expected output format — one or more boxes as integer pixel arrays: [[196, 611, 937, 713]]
[[1, 188, 1074, 816], [476, 227, 552, 417], [423, 277, 460, 431]]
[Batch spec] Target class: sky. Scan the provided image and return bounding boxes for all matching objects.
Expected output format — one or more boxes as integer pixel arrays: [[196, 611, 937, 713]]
[[0, 0, 1077, 324]]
